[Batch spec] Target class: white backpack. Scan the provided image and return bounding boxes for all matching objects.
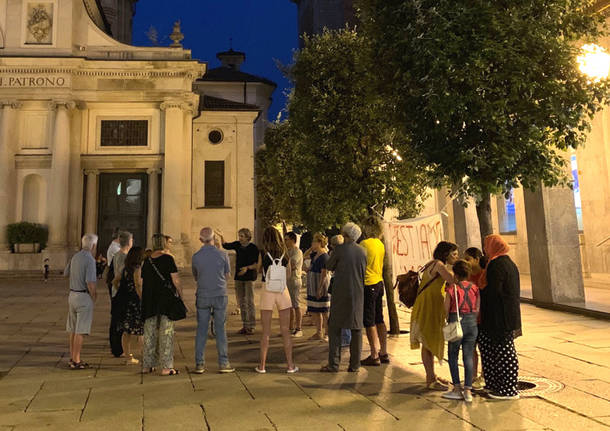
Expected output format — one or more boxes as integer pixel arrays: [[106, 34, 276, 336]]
[[265, 252, 286, 293]]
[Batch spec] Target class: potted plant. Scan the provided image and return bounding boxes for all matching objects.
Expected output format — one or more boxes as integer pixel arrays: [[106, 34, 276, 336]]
[[6, 222, 48, 253]]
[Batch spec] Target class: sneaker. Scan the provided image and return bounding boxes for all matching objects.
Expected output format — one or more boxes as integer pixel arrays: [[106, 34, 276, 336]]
[[488, 392, 520, 400], [254, 366, 266, 374], [441, 390, 464, 400], [237, 327, 248, 335], [360, 355, 381, 366], [287, 366, 299, 374], [308, 332, 324, 341], [219, 365, 235, 373], [245, 328, 255, 335], [379, 354, 390, 364], [463, 389, 473, 403], [347, 367, 360, 373], [472, 375, 485, 390], [292, 329, 303, 338], [193, 364, 206, 374]]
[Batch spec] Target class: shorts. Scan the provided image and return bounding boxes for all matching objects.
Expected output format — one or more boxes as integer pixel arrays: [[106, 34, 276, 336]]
[[260, 288, 292, 311], [287, 278, 302, 308], [363, 281, 385, 328], [66, 291, 94, 334]]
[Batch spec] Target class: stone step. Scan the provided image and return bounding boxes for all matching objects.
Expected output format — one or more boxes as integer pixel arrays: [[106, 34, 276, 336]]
[[0, 270, 66, 280]]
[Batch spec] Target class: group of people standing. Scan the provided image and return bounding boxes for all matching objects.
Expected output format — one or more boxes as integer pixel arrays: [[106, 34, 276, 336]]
[[63, 219, 522, 401], [410, 235, 522, 402]]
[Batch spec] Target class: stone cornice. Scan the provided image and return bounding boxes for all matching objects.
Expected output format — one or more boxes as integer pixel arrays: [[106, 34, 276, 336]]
[[80, 154, 164, 171], [0, 66, 201, 79]]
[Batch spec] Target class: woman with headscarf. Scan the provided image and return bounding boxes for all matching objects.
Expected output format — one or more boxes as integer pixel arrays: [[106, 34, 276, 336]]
[[478, 234, 522, 400]]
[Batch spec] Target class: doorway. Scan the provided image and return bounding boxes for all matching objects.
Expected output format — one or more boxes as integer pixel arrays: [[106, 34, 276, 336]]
[[97, 173, 148, 257]]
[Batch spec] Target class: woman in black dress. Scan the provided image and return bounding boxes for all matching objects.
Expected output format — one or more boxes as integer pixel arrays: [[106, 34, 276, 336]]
[[116, 246, 145, 364], [479, 234, 522, 400]]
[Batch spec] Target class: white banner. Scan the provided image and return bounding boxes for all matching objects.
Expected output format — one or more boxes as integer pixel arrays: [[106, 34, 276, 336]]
[[384, 213, 445, 281]]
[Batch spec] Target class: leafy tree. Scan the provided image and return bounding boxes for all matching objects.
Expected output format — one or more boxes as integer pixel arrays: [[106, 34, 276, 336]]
[[286, 28, 428, 231], [359, 0, 610, 239]]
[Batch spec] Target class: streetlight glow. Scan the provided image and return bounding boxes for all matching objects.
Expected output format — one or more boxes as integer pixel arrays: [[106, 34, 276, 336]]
[[577, 43, 610, 81]]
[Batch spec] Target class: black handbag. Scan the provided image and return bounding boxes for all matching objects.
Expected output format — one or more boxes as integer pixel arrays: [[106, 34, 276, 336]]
[[148, 258, 187, 321]]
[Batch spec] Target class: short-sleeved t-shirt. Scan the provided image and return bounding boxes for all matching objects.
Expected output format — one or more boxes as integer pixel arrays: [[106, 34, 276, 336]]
[[310, 252, 329, 274], [141, 253, 179, 319], [222, 241, 259, 281], [106, 241, 120, 265], [360, 238, 385, 286], [447, 281, 479, 314], [65, 250, 97, 292], [192, 245, 231, 298], [286, 247, 303, 281]]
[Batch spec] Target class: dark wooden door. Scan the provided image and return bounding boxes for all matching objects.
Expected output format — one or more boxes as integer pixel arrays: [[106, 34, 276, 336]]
[[97, 173, 148, 257]]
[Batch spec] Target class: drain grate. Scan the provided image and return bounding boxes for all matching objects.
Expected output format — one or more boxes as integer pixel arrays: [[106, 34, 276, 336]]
[[517, 376, 564, 397]]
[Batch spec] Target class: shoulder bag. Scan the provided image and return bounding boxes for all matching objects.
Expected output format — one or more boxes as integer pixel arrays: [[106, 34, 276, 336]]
[[443, 284, 464, 342], [148, 258, 187, 321], [396, 261, 440, 308]]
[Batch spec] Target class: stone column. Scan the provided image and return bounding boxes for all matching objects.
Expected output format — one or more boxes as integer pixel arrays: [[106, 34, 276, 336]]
[[46, 100, 75, 249], [146, 168, 161, 248], [523, 183, 585, 304], [83, 170, 99, 235], [452, 197, 482, 251], [0, 100, 21, 251], [160, 100, 188, 264]]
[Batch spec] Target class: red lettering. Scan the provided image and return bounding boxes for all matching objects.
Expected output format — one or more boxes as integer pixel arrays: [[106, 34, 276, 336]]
[[420, 224, 430, 259]]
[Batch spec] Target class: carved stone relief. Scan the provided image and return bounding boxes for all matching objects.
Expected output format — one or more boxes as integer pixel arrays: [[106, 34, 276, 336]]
[[25, 2, 54, 45]]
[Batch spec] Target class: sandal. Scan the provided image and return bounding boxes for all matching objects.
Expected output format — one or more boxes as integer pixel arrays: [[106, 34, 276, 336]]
[[426, 378, 448, 391], [160, 369, 180, 376], [69, 361, 89, 370]]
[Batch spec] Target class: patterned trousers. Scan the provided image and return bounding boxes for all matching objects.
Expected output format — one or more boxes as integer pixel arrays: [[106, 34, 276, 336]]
[[143, 315, 175, 369], [478, 329, 519, 396], [235, 281, 256, 330]]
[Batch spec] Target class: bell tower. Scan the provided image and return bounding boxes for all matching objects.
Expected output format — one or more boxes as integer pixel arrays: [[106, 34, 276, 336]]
[[291, 0, 355, 47]]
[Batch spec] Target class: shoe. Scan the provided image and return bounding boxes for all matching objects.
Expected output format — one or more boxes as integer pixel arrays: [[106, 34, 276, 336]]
[[308, 333, 324, 341], [426, 379, 448, 391], [463, 389, 473, 403], [347, 367, 360, 373], [219, 365, 235, 373], [442, 390, 464, 400], [287, 366, 299, 374], [237, 327, 248, 335], [323, 335, 329, 342], [379, 354, 390, 364], [254, 366, 266, 374], [320, 365, 339, 372], [488, 392, 520, 400], [193, 364, 206, 374], [245, 328, 255, 335], [360, 355, 381, 366], [292, 329, 303, 338], [125, 355, 140, 365], [472, 375, 485, 390]]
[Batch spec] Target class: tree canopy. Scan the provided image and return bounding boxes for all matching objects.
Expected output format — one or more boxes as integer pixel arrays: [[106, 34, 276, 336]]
[[257, 28, 429, 232], [358, 0, 610, 236]]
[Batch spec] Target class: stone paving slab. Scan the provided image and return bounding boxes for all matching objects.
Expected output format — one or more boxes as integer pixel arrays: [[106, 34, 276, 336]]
[[1, 276, 609, 430]]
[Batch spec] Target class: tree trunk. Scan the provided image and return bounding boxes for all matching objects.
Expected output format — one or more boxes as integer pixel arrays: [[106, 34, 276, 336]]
[[382, 237, 400, 335], [476, 193, 493, 245]]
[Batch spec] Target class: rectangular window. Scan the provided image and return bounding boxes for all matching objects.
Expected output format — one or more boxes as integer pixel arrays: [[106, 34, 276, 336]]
[[497, 189, 517, 234], [100, 120, 148, 147], [205, 161, 225, 207], [571, 154, 584, 232]]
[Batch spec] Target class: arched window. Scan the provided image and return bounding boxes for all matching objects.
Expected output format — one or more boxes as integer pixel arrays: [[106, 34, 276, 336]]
[[22, 174, 44, 223]]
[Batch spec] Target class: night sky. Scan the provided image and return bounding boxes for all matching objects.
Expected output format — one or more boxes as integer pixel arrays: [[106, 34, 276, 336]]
[[132, 0, 298, 120]]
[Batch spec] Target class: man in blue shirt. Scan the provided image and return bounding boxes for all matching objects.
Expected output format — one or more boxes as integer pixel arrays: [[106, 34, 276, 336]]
[[192, 227, 234, 374]]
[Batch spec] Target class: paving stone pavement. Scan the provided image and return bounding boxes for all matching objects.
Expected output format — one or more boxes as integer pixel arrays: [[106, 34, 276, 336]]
[[0, 275, 609, 431]]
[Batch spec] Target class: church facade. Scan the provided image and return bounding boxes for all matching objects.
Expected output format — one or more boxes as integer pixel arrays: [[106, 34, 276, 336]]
[[0, 0, 275, 271]]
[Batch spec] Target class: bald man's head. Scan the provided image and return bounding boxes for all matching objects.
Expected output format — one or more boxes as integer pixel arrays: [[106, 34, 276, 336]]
[[200, 227, 214, 244]]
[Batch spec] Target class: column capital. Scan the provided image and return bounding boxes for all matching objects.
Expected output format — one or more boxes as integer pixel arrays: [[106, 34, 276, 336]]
[[84, 169, 99, 176], [146, 168, 162, 175], [48, 100, 77, 111], [0, 100, 22, 109]]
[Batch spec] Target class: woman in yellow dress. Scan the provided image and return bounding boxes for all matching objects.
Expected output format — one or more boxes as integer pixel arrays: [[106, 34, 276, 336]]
[[410, 241, 459, 390]]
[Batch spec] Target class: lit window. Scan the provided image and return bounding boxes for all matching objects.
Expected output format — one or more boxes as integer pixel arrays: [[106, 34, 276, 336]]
[[497, 189, 517, 234], [571, 154, 584, 232]]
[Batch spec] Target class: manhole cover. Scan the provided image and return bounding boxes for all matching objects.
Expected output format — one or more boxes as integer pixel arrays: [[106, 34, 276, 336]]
[[517, 376, 564, 397]]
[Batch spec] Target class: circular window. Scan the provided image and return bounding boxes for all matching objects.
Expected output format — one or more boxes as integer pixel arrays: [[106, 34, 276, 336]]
[[208, 129, 223, 144]]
